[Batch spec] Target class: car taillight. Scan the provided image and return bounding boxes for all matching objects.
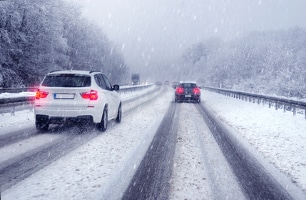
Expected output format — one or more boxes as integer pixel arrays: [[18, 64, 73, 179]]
[[192, 87, 201, 95], [81, 90, 98, 100], [36, 90, 49, 99], [176, 87, 184, 94]]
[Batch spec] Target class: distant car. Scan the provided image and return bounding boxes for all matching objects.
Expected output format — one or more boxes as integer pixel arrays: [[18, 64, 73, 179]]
[[34, 70, 122, 131], [131, 74, 140, 85], [175, 82, 201, 103], [155, 81, 163, 85]]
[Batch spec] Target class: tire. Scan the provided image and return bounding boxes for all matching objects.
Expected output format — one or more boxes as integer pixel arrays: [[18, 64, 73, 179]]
[[97, 108, 108, 132], [116, 103, 122, 123], [35, 116, 49, 131]]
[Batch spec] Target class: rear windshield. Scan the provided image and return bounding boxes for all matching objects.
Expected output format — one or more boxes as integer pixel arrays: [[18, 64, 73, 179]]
[[180, 83, 197, 88], [41, 74, 91, 87]]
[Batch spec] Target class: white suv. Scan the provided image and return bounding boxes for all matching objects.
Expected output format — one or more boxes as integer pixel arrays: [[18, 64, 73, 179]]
[[34, 70, 122, 131]]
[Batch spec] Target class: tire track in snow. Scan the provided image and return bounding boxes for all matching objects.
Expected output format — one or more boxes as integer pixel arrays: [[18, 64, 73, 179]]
[[169, 103, 245, 200], [121, 99, 178, 199], [197, 103, 296, 199]]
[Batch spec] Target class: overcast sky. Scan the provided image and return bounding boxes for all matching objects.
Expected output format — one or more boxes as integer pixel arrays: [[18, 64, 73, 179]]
[[80, 0, 306, 81]]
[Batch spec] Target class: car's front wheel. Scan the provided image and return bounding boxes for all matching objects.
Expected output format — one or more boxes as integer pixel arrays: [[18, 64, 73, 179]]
[[97, 107, 108, 132]]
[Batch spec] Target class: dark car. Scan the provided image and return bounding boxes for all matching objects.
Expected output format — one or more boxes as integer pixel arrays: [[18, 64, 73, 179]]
[[175, 82, 201, 103]]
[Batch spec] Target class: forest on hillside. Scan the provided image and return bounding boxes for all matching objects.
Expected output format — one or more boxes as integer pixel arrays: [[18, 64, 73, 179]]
[[2, 0, 306, 98], [182, 28, 306, 98], [0, 0, 128, 88]]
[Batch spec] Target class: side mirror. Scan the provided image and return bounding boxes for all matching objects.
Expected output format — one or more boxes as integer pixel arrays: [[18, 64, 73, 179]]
[[112, 84, 120, 91]]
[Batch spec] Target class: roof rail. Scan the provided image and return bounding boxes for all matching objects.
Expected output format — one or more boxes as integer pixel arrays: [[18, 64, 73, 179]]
[[49, 70, 62, 73], [89, 71, 100, 74]]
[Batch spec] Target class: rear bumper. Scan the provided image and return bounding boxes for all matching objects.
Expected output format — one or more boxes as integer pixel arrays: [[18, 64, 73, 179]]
[[34, 106, 101, 123], [34, 104, 103, 123], [175, 94, 200, 102], [36, 114, 93, 124]]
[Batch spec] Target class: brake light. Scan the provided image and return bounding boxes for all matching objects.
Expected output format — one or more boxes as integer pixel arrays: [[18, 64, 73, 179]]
[[192, 87, 201, 95], [81, 90, 98, 100], [176, 87, 184, 94], [36, 90, 49, 99]]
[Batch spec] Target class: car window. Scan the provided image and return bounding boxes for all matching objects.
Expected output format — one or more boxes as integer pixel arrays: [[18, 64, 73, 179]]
[[101, 74, 112, 90], [181, 83, 197, 88], [42, 74, 91, 87], [94, 74, 107, 89]]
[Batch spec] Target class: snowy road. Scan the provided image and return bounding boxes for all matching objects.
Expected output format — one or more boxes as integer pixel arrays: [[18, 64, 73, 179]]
[[1, 86, 306, 199], [122, 102, 178, 199], [169, 104, 245, 200]]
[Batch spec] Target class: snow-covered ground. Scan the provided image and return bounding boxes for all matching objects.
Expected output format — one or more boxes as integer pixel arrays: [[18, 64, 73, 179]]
[[202, 90, 306, 195], [1, 87, 306, 199]]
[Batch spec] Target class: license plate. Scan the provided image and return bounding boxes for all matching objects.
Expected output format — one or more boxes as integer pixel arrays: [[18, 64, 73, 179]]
[[54, 93, 75, 99], [185, 94, 191, 97]]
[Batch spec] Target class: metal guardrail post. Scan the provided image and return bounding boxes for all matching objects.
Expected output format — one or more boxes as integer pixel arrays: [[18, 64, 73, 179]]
[[275, 102, 278, 110], [11, 105, 15, 116], [293, 107, 296, 116]]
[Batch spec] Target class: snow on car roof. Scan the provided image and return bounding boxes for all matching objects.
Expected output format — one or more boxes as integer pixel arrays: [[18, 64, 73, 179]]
[[179, 81, 197, 84], [48, 70, 100, 75]]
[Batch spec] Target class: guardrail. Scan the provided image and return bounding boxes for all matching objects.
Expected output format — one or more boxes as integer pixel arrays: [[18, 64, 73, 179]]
[[203, 86, 306, 119], [0, 87, 36, 104], [119, 84, 153, 93], [0, 84, 154, 114]]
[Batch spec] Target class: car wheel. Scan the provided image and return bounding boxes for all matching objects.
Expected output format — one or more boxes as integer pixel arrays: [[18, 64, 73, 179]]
[[97, 107, 108, 132], [116, 103, 122, 123], [35, 116, 49, 131]]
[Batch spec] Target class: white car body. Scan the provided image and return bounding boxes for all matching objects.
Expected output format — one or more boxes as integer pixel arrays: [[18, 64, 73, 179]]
[[34, 70, 121, 131]]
